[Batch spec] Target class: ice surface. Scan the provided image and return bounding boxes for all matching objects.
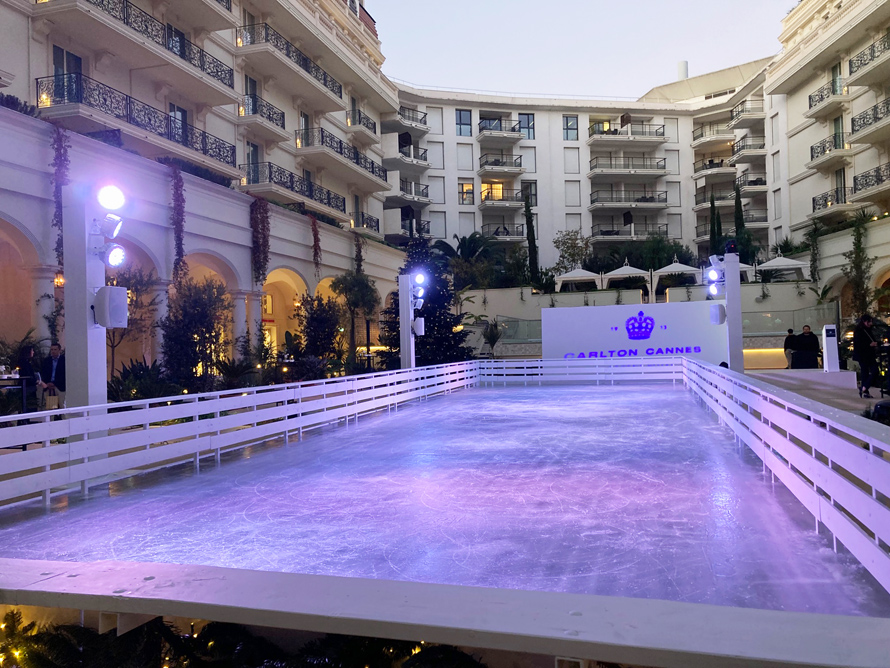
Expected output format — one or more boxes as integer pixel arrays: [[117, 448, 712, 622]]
[[1, 384, 889, 617]]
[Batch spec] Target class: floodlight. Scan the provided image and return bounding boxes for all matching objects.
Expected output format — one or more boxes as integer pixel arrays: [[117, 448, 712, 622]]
[[709, 283, 719, 296], [707, 268, 720, 282], [414, 273, 425, 285], [97, 185, 125, 211], [95, 213, 123, 239], [415, 287, 425, 299], [95, 243, 126, 268]]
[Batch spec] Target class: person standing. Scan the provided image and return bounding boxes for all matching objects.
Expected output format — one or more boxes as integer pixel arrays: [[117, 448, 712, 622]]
[[39, 342, 66, 409], [783, 328, 796, 369], [793, 325, 821, 369], [15, 345, 40, 412], [853, 314, 880, 398]]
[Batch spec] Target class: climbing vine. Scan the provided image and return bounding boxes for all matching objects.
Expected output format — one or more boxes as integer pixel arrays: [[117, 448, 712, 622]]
[[804, 222, 821, 286], [49, 125, 71, 268], [309, 213, 322, 278], [353, 231, 365, 274], [169, 163, 188, 286], [250, 196, 271, 286]]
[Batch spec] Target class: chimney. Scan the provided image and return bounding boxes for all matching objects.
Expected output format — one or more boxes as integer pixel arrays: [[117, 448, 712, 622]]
[[678, 61, 689, 81]]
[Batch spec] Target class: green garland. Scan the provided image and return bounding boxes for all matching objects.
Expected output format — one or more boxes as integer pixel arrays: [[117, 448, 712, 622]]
[[49, 124, 70, 268], [804, 222, 821, 285], [309, 213, 322, 278], [169, 163, 188, 286], [250, 196, 271, 286]]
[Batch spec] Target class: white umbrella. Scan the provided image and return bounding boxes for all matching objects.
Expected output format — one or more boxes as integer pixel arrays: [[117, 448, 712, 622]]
[[653, 255, 701, 290], [555, 268, 601, 292], [756, 253, 809, 280], [603, 258, 649, 289]]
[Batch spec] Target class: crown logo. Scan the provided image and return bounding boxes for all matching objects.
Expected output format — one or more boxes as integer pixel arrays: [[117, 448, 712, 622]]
[[625, 311, 655, 340]]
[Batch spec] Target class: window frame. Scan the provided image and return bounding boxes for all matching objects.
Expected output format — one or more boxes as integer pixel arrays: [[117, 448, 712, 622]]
[[456, 109, 472, 136], [563, 115, 578, 141]]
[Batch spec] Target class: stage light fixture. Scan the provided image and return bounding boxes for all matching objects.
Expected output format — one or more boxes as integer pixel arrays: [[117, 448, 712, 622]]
[[95, 213, 123, 239], [94, 243, 126, 268], [97, 185, 125, 211]]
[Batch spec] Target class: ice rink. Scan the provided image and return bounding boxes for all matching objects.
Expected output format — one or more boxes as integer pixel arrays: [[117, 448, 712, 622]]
[[1, 384, 889, 616]]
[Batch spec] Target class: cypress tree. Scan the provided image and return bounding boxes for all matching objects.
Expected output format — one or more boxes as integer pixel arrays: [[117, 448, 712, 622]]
[[709, 193, 721, 256], [524, 195, 539, 284]]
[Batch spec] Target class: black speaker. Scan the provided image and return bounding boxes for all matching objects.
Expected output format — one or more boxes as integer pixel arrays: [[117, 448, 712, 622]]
[[623, 211, 633, 227]]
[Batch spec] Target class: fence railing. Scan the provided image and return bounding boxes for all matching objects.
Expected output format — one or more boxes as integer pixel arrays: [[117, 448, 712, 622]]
[[296, 128, 387, 181], [730, 100, 764, 120], [399, 145, 429, 162], [731, 136, 766, 155], [240, 94, 285, 129], [590, 157, 666, 170], [592, 222, 667, 238], [36, 73, 236, 167], [810, 133, 850, 160], [591, 191, 667, 204], [400, 218, 431, 235], [399, 106, 427, 125], [850, 33, 890, 75], [692, 126, 731, 141], [240, 162, 346, 212], [477, 118, 521, 133], [346, 109, 376, 134], [693, 157, 730, 172], [853, 162, 890, 194], [809, 79, 847, 109], [482, 222, 525, 237], [479, 154, 522, 168], [736, 173, 767, 188], [481, 188, 524, 203], [851, 98, 890, 134], [813, 187, 853, 212], [351, 211, 379, 232], [589, 123, 665, 138], [399, 180, 429, 198], [236, 24, 342, 98], [695, 189, 735, 205]]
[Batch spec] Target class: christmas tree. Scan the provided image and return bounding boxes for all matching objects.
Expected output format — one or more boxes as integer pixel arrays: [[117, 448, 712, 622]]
[[379, 236, 473, 368]]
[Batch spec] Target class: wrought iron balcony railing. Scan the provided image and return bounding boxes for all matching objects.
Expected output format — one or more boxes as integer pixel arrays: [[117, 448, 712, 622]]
[[40, 0, 235, 88], [481, 188, 524, 203], [810, 133, 850, 160], [743, 209, 768, 223], [215, 0, 232, 9], [590, 157, 666, 170], [480, 154, 522, 168], [808, 79, 847, 109], [400, 219, 431, 235], [731, 136, 766, 155], [850, 34, 890, 75], [351, 211, 379, 232], [588, 123, 665, 138], [693, 157, 730, 172], [590, 191, 668, 204], [458, 191, 474, 205], [854, 162, 890, 194], [236, 24, 342, 98], [399, 145, 429, 162], [296, 128, 386, 181], [852, 99, 890, 134], [239, 94, 285, 129], [399, 179, 430, 198], [736, 173, 767, 188], [346, 108, 376, 134], [730, 101, 764, 120], [36, 73, 236, 166], [593, 222, 666, 237], [478, 118, 521, 133], [812, 187, 853, 212], [482, 222, 525, 237], [696, 222, 739, 237], [692, 125, 731, 141], [240, 162, 346, 212], [399, 106, 427, 125], [694, 189, 734, 206]]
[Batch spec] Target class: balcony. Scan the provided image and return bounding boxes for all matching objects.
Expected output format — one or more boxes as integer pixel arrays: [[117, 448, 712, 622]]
[[235, 24, 344, 112], [34, 0, 237, 106], [385, 179, 432, 209], [587, 157, 668, 183], [727, 101, 765, 130], [691, 126, 735, 150], [808, 187, 859, 223], [692, 157, 736, 182], [588, 191, 668, 212], [587, 123, 666, 147], [805, 133, 853, 171], [803, 79, 850, 120], [482, 222, 526, 241], [736, 172, 768, 197], [852, 162, 890, 203], [295, 128, 389, 193], [477, 154, 525, 177], [350, 211, 380, 234], [694, 220, 760, 242], [383, 144, 430, 176], [400, 219, 431, 236], [693, 189, 735, 212], [479, 188, 525, 211], [238, 162, 348, 222], [848, 34, 890, 87], [476, 118, 523, 147], [345, 109, 378, 145], [381, 106, 429, 137], [851, 99, 890, 146], [729, 136, 766, 165], [591, 222, 666, 241], [36, 73, 238, 176], [235, 94, 288, 143]]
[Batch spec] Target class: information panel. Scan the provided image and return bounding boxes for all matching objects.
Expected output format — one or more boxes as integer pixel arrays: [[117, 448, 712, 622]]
[[542, 301, 728, 366]]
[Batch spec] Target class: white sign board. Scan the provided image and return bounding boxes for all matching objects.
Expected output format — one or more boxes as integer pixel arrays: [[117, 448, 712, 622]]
[[542, 301, 728, 366]]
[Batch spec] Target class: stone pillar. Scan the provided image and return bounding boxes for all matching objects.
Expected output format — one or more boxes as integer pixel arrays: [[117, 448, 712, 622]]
[[230, 290, 249, 357], [151, 280, 171, 364], [29, 265, 61, 347]]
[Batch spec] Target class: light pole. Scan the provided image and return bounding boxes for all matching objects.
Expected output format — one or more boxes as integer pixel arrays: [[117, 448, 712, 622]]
[[398, 272, 426, 369]]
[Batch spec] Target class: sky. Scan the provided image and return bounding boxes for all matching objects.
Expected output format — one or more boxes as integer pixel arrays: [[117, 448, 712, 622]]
[[368, 0, 793, 100]]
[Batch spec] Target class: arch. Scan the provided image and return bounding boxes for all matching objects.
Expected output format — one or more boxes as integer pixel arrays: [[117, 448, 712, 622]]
[[0, 216, 45, 344], [184, 249, 242, 289], [266, 267, 310, 296], [0, 210, 44, 265], [315, 275, 341, 301], [115, 233, 163, 279], [263, 267, 311, 352]]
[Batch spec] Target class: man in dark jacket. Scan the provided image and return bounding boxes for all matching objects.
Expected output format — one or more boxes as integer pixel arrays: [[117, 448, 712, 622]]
[[853, 315, 879, 398], [792, 325, 821, 369], [39, 342, 66, 409], [783, 328, 796, 369]]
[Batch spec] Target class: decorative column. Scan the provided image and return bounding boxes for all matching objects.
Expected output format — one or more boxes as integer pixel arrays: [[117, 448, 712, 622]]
[[29, 265, 61, 346], [229, 290, 249, 357], [151, 280, 171, 364]]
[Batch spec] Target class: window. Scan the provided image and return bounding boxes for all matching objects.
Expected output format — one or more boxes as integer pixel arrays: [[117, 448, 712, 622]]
[[773, 189, 782, 220], [304, 169, 313, 184], [521, 181, 537, 206], [246, 141, 261, 165], [169, 104, 188, 144], [458, 180, 474, 205], [456, 109, 471, 136], [519, 113, 535, 140], [563, 115, 578, 141], [52, 46, 82, 102]]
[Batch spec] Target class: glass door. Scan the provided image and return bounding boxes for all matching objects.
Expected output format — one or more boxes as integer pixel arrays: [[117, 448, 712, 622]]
[[53, 46, 82, 102], [169, 104, 189, 145], [244, 75, 258, 115]]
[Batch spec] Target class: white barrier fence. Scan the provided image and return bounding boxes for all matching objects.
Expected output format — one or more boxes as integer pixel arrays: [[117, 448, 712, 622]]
[[0, 362, 479, 508], [1, 356, 888, 597]]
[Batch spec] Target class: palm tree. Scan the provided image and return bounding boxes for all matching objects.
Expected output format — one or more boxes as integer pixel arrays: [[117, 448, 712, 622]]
[[482, 318, 505, 358], [331, 270, 380, 368], [433, 232, 495, 291]]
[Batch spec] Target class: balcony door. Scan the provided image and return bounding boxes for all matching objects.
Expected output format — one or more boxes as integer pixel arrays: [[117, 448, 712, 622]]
[[167, 24, 187, 60], [52, 46, 82, 103], [169, 104, 189, 145], [835, 168, 846, 202], [246, 141, 261, 167], [244, 75, 258, 115], [299, 111, 310, 147]]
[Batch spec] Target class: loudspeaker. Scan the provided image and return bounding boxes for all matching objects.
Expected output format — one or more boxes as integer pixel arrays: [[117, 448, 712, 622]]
[[412, 317, 425, 337], [94, 286, 129, 328], [710, 303, 726, 325], [623, 211, 633, 227]]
